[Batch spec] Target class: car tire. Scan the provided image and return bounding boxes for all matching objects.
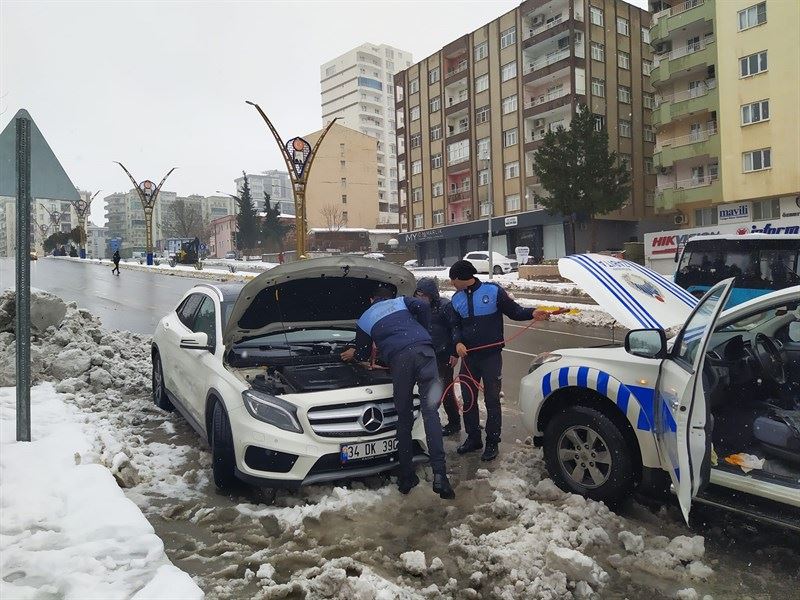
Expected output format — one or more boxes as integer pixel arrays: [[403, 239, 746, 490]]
[[211, 400, 238, 491], [493, 265, 504, 275], [543, 405, 635, 507], [152, 352, 174, 411]]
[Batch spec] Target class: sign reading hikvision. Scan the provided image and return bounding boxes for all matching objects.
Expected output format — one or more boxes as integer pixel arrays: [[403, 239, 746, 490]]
[[717, 201, 750, 223]]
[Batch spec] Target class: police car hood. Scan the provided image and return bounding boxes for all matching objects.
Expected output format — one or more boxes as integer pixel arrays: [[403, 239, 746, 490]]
[[223, 256, 416, 348], [558, 253, 698, 330]]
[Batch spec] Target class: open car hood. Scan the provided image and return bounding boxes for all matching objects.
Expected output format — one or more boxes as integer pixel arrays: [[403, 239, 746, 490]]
[[558, 253, 698, 330], [223, 256, 417, 348]]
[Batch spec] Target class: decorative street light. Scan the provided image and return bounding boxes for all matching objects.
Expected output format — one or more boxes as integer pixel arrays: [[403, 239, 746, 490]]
[[114, 162, 176, 265], [71, 190, 100, 258], [246, 101, 338, 259]]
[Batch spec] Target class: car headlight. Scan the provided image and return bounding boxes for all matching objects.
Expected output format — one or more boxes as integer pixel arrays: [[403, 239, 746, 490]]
[[242, 390, 303, 433], [528, 353, 562, 374]]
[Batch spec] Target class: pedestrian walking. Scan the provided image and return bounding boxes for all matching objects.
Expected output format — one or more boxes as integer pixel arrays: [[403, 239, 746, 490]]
[[341, 285, 455, 499], [111, 250, 121, 275], [448, 259, 546, 462], [414, 277, 461, 437]]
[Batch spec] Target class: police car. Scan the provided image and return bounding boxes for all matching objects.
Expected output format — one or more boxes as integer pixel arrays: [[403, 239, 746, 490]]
[[520, 253, 800, 527]]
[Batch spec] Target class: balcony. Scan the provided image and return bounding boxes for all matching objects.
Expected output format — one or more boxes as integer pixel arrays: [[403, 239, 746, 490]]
[[655, 124, 719, 168], [524, 47, 571, 75], [447, 187, 472, 203], [445, 60, 468, 80], [653, 79, 716, 125], [655, 176, 721, 211], [651, 38, 715, 84], [651, 0, 713, 44], [524, 87, 571, 114], [447, 151, 470, 167]]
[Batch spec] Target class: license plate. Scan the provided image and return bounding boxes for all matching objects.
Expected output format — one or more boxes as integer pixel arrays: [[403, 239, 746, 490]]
[[340, 437, 398, 463]]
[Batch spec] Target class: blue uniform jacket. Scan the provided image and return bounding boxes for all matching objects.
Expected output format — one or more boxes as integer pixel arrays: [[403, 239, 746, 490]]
[[353, 296, 433, 364], [448, 279, 534, 353]]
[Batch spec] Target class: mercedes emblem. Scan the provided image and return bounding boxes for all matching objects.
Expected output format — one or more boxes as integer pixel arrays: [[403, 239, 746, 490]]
[[358, 404, 384, 433]]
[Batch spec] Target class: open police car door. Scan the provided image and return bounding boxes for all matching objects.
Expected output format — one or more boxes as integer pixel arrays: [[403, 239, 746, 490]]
[[655, 278, 735, 523]]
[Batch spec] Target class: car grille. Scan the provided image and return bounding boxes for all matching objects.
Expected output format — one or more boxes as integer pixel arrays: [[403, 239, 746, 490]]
[[306, 397, 420, 438]]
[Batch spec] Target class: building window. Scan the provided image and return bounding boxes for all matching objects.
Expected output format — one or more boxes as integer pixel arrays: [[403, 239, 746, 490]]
[[478, 169, 490, 186], [740, 50, 768, 77], [618, 51, 630, 70], [411, 160, 422, 175], [501, 61, 517, 82], [479, 202, 491, 217], [617, 17, 630, 36], [590, 6, 603, 26], [739, 2, 767, 31], [476, 137, 490, 160], [340, 160, 346, 168], [409, 78, 419, 94], [618, 85, 631, 104], [474, 41, 488, 62], [619, 154, 632, 169], [474, 73, 489, 94], [413, 213, 423, 229], [642, 59, 653, 76], [643, 92, 655, 109], [503, 127, 518, 147], [644, 125, 656, 142], [641, 27, 651, 44], [752, 197, 781, 221], [502, 94, 518, 114], [430, 124, 442, 140], [590, 42, 605, 61], [431, 153, 442, 168], [430, 97, 441, 113], [741, 99, 769, 125], [619, 120, 632, 138], [695, 207, 718, 227], [410, 133, 422, 148], [644, 157, 654, 174], [429, 66, 440, 84], [341, 194, 347, 203], [433, 182, 443, 196], [475, 105, 490, 125], [341, 177, 347, 186], [594, 115, 606, 131], [410, 106, 420, 121], [505, 194, 521, 212], [742, 148, 771, 172], [412, 187, 423, 202], [591, 77, 605, 97], [433, 210, 444, 225], [504, 161, 520, 179], [500, 26, 517, 49]]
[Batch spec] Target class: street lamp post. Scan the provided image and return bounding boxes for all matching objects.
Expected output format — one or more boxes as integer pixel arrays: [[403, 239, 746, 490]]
[[71, 190, 100, 259], [481, 158, 494, 280], [115, 162, 176, 265], [246, 101, 338, 259]]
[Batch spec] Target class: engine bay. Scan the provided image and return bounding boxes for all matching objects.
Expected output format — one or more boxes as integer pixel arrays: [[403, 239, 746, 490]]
[[242, 362, 392, 394]]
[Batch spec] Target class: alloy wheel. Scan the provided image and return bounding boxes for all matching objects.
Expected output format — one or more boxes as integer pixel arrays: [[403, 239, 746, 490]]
[[556, 425, 613, 489]]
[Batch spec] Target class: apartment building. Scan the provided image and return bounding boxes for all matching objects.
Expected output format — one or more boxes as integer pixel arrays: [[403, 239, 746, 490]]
[[104, 189, 177, 256], [650, 0, 799, 229], [0, 195, 79, 257], [321, 43, 414, 225], [86, 222, 109, 259], [395, 0, 655, 264], [233, 170, 294, 215]]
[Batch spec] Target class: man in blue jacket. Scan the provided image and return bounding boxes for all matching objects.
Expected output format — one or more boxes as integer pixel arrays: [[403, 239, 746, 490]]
[[448, 259, 545, 461], [341, 285, 455, 499]]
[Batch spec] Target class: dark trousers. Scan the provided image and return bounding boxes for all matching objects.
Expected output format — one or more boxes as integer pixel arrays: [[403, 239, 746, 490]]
[[437, 356, 460, 427], [461, 350, 503, 443], [111, 262, 120, 274], [389, 344, 446, 476]]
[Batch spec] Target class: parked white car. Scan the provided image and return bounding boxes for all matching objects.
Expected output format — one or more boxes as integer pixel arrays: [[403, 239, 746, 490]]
[[403, 259, 419, 269], [463, 251, 518, 275], [521, 253, 800, 527], [151, 257, 427, 491]]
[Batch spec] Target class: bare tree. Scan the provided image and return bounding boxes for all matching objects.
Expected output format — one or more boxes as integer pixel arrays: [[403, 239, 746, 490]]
[[320, 203, 348, 231], [163, 199, 205, 239]]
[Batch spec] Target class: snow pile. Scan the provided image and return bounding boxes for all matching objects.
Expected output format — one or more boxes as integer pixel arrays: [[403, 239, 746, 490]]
[[0, 383, 202, 599], [416, 268, 584, 297]]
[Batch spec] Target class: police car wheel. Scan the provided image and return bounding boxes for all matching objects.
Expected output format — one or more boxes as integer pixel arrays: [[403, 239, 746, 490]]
[[544, 406, 634, 506], [211, 401, 238, 491]]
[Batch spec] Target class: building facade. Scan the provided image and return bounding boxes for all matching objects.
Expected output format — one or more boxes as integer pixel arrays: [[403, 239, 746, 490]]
[[321, 43, 414, 225], [234, 170, 294, 215], [650, 0, 799, 229], [303, 122, 381, 231], [86, 222, 109, 259], [104, 189, 176, 256], [208, 214, 237, 258], [0, 196, 79, 256], [394, 0, 656, 265]]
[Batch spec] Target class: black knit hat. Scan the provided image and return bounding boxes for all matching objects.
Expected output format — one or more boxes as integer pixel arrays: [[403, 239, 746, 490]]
[[449, 259, 478, 281]]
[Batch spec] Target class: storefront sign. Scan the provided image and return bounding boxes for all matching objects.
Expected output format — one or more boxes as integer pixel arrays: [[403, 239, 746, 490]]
[[505, 216, 518, 227], [515, 246, 530, 265], [717, 202, 751, 223], [399, 227, 445, 243]]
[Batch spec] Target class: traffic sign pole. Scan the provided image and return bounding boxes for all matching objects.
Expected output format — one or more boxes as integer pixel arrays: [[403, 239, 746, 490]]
[[15, 116, 32, 442]]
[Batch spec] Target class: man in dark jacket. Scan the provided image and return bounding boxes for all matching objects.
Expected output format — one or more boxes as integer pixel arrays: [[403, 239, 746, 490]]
[[111, 250, 121, 275], [448, 259, 546, 461], [414, 277, 460, 436], [341, 285, 455, 499]]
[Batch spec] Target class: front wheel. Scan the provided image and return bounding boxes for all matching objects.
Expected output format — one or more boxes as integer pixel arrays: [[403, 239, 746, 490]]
[[211, 401, 238, 491], [543, 405, 635, 506], [152, 353, 174, 411]]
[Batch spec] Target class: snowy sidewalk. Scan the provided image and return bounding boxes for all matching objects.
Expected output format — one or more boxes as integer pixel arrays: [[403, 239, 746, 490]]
[[0, 383, 203, 600]]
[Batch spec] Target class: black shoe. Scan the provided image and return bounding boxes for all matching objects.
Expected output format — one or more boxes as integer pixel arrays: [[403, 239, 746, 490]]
[[456, 436, 483, 455], [433, 474, 455, 499], [481, 442, 499, 462], [397, 472, 420, 495], [442, 422, 461, 437]]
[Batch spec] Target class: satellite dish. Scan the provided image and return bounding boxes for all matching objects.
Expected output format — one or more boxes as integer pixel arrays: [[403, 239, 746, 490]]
[[387, 238, 399, 248]]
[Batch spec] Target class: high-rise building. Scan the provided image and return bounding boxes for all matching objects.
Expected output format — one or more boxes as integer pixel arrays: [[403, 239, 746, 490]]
[[394, 0, 656, 265], [104, 189, 176, 256], [86, 222, 109, 259], [650, 0, 799, 228], [234, 170, 294, 215], [321, 43, 414, 225]]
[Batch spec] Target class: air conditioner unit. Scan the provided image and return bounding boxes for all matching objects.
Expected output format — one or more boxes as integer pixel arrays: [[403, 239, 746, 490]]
[[533, 15, 545, 25], [659, 166, 672, 175], [534, 118, 545, 127], [674, 214, 687, 225], [558, 37, 570, 49]]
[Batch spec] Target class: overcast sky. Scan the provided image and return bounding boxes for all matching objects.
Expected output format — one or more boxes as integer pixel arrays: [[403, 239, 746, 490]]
[[1, 0, 646, 225]]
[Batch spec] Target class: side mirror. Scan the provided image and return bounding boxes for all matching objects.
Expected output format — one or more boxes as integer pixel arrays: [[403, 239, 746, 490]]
[[625, 328, 668, 359], [789, 322, 800, 343], [180, 331, 211, 351]]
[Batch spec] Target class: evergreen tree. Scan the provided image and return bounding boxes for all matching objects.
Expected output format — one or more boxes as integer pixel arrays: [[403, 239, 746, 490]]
[[235, 172, 259, 255], [260, 192, 291, 253], [531, 105, 631, 251]]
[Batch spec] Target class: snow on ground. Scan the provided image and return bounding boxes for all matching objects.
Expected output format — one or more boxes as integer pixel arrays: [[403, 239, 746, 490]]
[[411, 267, 584, 297], [0, 383, 202, 600]]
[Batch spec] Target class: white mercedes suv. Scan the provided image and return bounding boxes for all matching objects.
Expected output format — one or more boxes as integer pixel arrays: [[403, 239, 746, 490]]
[[151, 257, 428, 491]]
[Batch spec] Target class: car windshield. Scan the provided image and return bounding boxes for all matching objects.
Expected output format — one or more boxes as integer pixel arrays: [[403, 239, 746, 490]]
[[235, 328, 355, 348], [719, 301, 799, 332]]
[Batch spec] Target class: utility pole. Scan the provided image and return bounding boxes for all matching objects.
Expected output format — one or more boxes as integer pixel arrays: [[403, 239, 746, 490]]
[[482, 157, 494, 280]]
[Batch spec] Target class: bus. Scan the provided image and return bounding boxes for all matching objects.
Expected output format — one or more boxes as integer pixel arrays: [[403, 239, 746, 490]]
[[674, 234, 800, 306]]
